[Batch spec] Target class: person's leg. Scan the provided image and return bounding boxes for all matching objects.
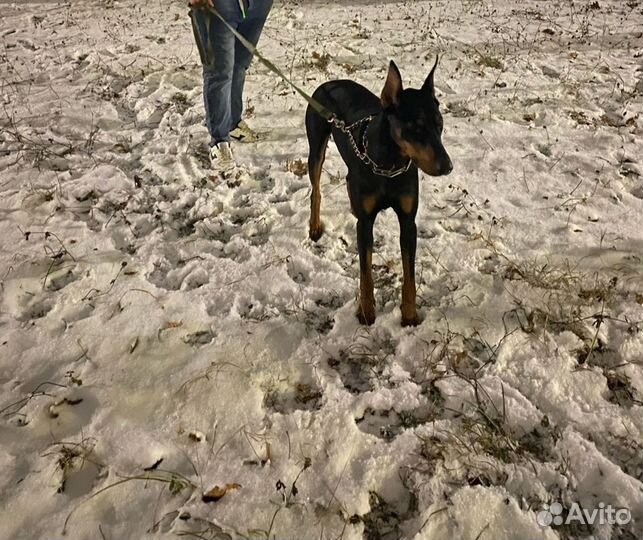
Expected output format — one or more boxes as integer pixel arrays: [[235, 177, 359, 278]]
[[230, 0, 273, 130], [190, 2, 243, 145]]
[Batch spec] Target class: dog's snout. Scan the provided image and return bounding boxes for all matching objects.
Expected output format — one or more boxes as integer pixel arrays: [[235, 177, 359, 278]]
[[427, 150, 452, 177], [440, 155, 453, 175]]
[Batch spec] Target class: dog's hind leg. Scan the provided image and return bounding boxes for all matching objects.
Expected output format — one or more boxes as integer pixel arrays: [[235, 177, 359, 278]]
[[305, 106, 331, 242]]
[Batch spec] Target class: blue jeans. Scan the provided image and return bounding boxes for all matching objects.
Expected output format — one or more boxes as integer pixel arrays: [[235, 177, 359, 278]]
[[190, 0, 273, 145]]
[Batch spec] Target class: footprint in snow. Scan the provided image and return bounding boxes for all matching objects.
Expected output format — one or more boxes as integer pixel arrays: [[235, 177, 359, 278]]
[[183, 329, 216, 347], [16, 296, 55, 322], [438, 220, 475, 237], [630, 185, 643, 200], [44, 265, 78, 292], [355, 405, 435, 441], [286, 256, 312, 284], [327, 353, 382, 394], [147, 259, 210, 291], [263, 381, 323, 414]]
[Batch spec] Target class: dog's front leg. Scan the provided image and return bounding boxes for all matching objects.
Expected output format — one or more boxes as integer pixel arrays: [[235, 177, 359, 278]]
[[399, 214, 419, 327], [356, 216, 376, 325]]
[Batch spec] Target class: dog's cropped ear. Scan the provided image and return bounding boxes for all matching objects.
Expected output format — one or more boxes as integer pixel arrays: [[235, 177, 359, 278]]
[[381, 61, 403, 108], [422, 55, 439, 96]]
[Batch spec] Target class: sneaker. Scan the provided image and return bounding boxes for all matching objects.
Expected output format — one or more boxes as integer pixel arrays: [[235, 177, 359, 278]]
[[230, 120, 260, 142], [210, 141, 235, 169]]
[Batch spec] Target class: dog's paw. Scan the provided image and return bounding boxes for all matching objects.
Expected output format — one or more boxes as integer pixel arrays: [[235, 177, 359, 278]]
[[308, 222, 325, 242], [401, 305, 420, 327], [356, 308, 376, 326], [401, 315, 420, 327]]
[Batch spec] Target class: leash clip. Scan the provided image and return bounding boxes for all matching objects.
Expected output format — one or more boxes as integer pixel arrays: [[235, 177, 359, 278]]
[[329, 115, 344, 130]]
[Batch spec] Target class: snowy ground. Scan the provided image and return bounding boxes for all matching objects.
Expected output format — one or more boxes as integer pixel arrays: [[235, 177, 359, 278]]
[[1, 0, 643, 539]]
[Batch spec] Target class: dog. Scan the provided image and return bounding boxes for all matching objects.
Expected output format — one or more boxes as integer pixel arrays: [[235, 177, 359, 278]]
[[305, 58, 452, 326]]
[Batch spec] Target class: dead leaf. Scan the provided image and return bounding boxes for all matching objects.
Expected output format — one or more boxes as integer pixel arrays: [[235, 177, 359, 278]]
[[202, 483, 241, 503], [163, 321, 183, 329], [158, 321, 184, 341], [286, 159, 308, 177]]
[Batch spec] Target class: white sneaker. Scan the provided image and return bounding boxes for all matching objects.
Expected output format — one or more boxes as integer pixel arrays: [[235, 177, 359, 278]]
[[230, 120, 260, 143], [210, 141, 235, 169]]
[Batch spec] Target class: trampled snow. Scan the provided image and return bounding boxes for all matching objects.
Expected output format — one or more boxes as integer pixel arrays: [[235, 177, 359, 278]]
[[0, 1, 642, 539]]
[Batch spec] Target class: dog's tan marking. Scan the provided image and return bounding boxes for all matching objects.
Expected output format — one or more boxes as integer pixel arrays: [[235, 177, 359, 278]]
[[392, 126, 438, 175], [399, 141, 437, 174], [362, 195, 377, 215], [399, 195, 415, 215], [308, 135, 330, 240], [358, 247, 376, 325], [400, 251, 417, 325]]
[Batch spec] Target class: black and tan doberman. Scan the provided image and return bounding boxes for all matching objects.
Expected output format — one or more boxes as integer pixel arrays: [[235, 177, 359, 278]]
[[305, 59, 452, 326]]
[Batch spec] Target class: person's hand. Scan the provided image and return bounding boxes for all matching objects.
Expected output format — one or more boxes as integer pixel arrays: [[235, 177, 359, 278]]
[[188, 0, 213, 8]]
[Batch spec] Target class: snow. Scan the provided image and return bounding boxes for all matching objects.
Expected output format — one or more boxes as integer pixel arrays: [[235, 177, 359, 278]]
[[414, 485, 559, 540], [1, 0, 642, 539]]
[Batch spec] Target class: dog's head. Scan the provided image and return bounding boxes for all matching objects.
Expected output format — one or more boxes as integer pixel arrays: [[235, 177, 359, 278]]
[[381, 58, 452, 177]]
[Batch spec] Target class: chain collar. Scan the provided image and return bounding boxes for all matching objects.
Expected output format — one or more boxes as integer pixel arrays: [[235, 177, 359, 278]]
[[329, 115, 412, 178]]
